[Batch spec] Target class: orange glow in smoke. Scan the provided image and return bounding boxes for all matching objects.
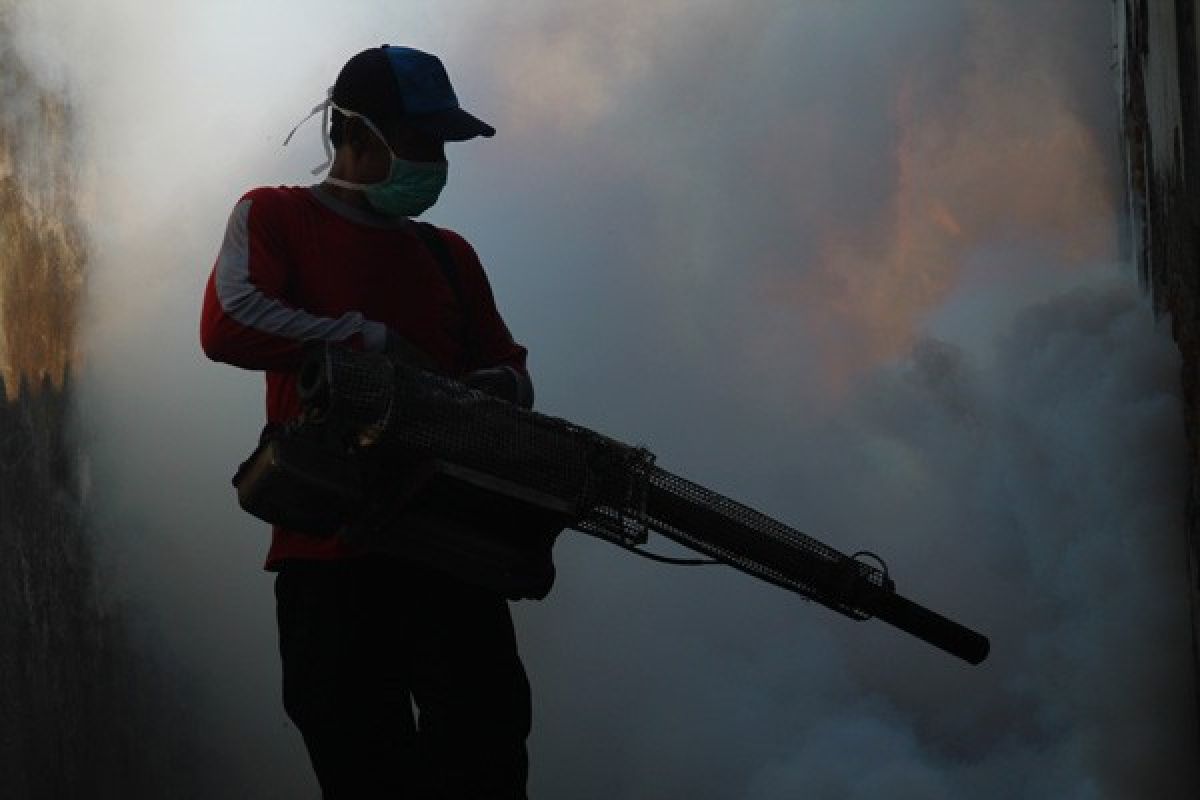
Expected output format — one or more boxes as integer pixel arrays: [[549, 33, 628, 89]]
[[771, 10, 1117, 388]]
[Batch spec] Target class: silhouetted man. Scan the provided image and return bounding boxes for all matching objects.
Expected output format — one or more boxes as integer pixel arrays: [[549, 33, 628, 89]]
[[201, 45, 533, 798]]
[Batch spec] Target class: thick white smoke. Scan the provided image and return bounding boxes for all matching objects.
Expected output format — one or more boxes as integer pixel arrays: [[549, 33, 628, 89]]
[[11, 0, 1196, 796]]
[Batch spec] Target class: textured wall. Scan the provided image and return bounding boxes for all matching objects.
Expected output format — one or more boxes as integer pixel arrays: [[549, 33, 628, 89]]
[[1117, 0, 1200, 727], [0, 3, 203, 796], [0, 5, 81, 400]]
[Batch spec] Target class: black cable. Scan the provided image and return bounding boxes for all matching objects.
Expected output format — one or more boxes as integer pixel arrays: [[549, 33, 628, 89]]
[[575, 527, 721, 566], [620, 546, 722, 567]]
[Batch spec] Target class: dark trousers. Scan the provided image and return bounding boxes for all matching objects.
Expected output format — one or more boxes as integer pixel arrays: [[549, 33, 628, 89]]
[[275, 556, 531, 799]]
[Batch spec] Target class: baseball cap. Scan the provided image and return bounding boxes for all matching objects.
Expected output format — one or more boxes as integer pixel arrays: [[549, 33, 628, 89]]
[[332, 45, 495, 141]]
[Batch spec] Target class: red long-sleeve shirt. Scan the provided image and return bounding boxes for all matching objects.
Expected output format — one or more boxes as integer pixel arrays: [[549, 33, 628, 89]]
[[200, 184, 529, 567]]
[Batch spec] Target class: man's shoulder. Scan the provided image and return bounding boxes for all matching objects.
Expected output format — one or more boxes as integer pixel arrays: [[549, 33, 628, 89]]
[[235, 184, 314, 211], [423, 223, 480, 267], [224, 186, 321, 238]]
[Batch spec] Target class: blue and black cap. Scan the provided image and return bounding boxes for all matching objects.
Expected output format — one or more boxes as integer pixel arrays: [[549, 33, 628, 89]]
[[332, 45, 495, 141]]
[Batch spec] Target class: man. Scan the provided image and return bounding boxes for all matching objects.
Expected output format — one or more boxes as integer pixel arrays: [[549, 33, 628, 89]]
[[200, 45, 533, 798]]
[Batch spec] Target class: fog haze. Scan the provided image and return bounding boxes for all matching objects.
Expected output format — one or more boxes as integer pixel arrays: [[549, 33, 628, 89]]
[[8, 1, 1196, 797]]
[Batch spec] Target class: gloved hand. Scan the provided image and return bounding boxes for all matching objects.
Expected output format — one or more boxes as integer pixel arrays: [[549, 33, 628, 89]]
[[463, 366, 534, 408]]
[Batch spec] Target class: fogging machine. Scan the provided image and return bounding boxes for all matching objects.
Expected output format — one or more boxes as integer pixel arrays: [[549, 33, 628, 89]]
[[234, 343, 990, 665]]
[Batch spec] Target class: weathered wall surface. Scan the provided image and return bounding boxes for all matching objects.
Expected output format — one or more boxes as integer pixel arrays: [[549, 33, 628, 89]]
[[1117, 0, 1200, 719], [0, 5, 81, 399], [0, 377, 163, 797], [0, 3, 207, 796]]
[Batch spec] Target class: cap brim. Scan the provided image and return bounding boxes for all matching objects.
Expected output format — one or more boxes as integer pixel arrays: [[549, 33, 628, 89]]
[[409, 108, 495, 142]]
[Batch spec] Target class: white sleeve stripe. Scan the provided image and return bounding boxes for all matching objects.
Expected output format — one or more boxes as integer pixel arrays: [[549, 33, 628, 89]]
[[214, 197, 375, 345]]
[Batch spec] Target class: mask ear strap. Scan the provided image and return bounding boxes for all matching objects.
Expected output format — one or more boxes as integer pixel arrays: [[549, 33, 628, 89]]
[[282, 87, 335, 175]]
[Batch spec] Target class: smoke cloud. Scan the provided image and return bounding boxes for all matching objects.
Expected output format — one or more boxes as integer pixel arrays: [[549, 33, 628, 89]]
[[11, 0, 1196, 796]]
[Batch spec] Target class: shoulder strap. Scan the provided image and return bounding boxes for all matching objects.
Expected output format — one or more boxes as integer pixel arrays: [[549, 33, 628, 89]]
[[412, 221, 477, 370]]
